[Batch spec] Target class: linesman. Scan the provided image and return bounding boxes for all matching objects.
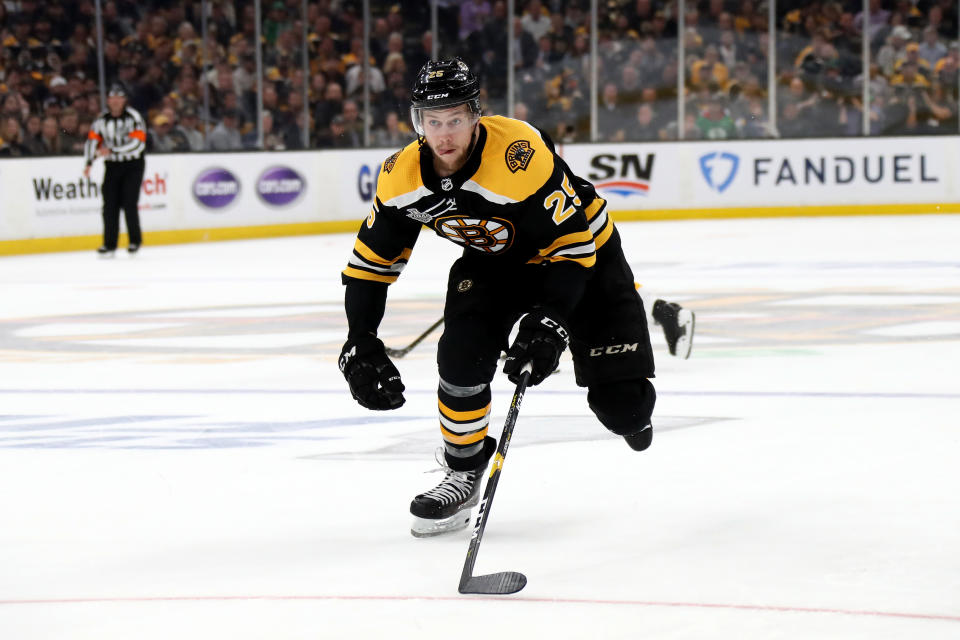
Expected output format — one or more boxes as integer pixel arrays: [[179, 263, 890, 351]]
[[83, 84, 147, 256]]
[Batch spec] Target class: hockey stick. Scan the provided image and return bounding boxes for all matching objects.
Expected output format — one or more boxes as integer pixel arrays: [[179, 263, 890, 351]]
[[458, 363, 532, 595], [384, 317, 444, 358]]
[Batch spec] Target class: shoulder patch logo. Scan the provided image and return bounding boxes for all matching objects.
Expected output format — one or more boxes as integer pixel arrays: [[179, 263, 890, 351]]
[[505, 140, 535, 173], [383, 151, 401, 174]]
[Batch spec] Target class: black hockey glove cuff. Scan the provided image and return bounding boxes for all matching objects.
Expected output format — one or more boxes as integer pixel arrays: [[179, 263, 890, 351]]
[[339, 334, 406, 410], [502, 310, 569, 386]]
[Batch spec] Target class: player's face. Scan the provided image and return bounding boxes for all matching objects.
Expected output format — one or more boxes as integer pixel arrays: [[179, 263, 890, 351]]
[[421, 104, 477, 173]]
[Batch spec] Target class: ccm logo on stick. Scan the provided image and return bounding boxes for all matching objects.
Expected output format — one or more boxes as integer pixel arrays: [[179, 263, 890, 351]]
[[590, 343, 639, 356]]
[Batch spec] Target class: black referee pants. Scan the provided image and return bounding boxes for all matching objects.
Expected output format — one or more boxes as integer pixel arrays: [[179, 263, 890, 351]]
[[101, 158, 144, 250]]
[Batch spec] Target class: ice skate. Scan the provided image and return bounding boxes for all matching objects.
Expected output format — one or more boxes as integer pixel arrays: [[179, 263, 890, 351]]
[[624, 423, 653, 451], [96, 246, 116, 258], [410, 456, 485, 538], [653, 300, 695, 359]]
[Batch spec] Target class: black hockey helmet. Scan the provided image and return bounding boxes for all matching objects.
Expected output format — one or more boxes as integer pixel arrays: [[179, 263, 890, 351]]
[[107, 83, 127, 98], [410, 57, 481, 135]]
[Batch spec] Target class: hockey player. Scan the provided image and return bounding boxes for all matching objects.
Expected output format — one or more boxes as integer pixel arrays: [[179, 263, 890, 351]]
[[339, 58, 667, 537]]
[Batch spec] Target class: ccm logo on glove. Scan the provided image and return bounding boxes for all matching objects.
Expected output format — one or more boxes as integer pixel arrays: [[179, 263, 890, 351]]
[[339, 335, 406, 410], [502, 310, 569, 386]]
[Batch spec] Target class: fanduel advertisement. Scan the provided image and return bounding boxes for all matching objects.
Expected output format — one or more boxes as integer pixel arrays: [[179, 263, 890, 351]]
[[689, 138, 947, 205], [698, 150, 939, 192]]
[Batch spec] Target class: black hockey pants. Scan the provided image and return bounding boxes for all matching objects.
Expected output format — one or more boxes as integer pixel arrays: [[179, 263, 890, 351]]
[[435, 230, 657, 468]]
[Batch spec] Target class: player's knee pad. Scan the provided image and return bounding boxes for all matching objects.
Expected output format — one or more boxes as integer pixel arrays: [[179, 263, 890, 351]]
[[588, 378, 656, 437]]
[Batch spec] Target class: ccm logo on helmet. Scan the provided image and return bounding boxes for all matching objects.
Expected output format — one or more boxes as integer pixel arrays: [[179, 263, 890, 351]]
[[427, 93, 450, 100], [590, 343, 639, 356]]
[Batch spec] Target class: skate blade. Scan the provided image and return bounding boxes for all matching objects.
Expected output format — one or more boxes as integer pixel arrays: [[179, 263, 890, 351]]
[[410, 510, 473, 538], [676, 310, 695, 359]]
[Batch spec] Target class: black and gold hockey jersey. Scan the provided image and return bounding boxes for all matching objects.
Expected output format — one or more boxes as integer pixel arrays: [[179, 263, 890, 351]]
[[342, 115, 613, 288]]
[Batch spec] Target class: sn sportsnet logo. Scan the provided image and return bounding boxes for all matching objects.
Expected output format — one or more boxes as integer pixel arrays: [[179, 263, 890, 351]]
[[588, 153, 653, 197], [590, 342, 639, 356]]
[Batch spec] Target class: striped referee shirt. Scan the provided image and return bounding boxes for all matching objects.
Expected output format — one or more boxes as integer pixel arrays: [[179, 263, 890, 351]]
[[84, 107, 147, 165]]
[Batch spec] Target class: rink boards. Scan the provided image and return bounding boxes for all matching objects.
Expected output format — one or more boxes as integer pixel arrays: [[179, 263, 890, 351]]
[[1, 135, 958, 255]]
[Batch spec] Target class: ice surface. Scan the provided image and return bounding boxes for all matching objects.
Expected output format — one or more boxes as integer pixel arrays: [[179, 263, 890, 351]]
[[1, 215, 958, 639]]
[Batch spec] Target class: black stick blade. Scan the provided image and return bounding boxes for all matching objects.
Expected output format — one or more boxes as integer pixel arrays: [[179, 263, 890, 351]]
[[459, 571, 527, 595]]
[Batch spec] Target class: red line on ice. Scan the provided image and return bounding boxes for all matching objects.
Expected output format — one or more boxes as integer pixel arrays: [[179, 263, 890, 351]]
[[1, 594, 958, 622]]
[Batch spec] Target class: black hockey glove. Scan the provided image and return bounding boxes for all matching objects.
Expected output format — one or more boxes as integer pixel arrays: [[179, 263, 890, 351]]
[[503, 310, 569, 386], [339, 335, 406, 410]]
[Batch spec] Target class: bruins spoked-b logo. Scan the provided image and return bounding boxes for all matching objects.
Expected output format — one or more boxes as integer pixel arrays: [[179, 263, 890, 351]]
[[505, 140, 535, 173], [383, 150, 400, 174], [435, 215, 514, 254]]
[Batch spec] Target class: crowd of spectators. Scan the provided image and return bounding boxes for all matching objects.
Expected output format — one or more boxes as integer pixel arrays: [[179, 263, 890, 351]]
[[0, 0, 957, 157], [770, 0, 959, 138], [492, 0, 958, 141]]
